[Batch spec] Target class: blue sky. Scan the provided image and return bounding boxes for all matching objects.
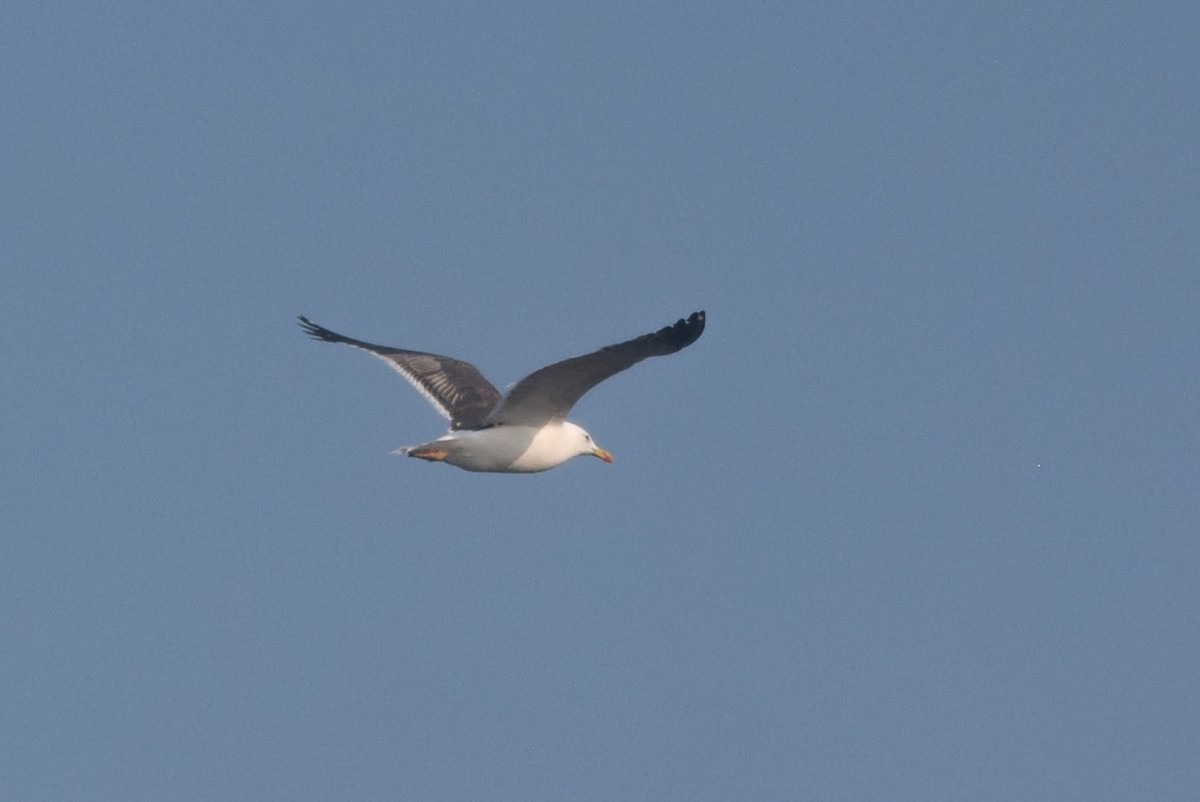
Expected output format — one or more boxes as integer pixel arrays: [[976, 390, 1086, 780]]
[[4, 3, 1198, 799]]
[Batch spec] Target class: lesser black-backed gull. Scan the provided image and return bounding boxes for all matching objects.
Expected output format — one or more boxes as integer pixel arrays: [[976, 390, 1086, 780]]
[[298, 311, 706, 473]]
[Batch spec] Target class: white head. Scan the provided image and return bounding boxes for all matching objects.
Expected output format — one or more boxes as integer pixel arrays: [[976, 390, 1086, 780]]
[[563, 421, 614, 464]]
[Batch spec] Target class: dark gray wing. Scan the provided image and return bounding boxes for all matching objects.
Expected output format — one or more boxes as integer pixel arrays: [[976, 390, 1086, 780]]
[[487, 311, 705, 427], [298, 316, 501, 430]]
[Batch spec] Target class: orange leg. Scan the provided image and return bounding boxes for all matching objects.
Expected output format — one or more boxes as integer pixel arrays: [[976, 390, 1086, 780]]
[[408, 447, 450, 462]]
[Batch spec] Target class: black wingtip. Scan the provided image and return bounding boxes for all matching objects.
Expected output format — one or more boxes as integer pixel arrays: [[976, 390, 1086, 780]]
[[297, 314, 318, 335], [669, 310, 706, 350], [297, 315, 339, 343]]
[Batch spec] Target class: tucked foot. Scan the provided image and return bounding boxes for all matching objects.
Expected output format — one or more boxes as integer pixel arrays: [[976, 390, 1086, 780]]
[[405, 446, 450, 462]]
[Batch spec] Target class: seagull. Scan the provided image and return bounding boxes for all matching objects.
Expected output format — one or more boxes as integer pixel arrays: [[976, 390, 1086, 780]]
[[298, 311, 706, 473]]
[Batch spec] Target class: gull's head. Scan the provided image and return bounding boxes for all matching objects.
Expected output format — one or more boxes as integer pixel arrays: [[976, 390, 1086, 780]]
[[564, 421, 613, 464]]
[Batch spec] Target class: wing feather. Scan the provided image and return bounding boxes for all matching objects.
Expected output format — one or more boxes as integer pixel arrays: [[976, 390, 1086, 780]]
[[488, 311, 705, 427], [297, 316, 501, 430]]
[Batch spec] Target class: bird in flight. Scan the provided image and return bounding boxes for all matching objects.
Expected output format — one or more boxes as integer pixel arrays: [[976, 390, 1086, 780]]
[[298, 311, 705, 473]]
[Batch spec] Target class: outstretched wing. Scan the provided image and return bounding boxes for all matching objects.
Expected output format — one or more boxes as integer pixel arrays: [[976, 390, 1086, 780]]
[[298, 316, 502, 430], [488, 311, 705, 427]]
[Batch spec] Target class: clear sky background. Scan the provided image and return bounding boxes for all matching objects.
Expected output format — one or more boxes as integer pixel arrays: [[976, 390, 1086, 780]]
[[4, 3, 1198, 800]]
